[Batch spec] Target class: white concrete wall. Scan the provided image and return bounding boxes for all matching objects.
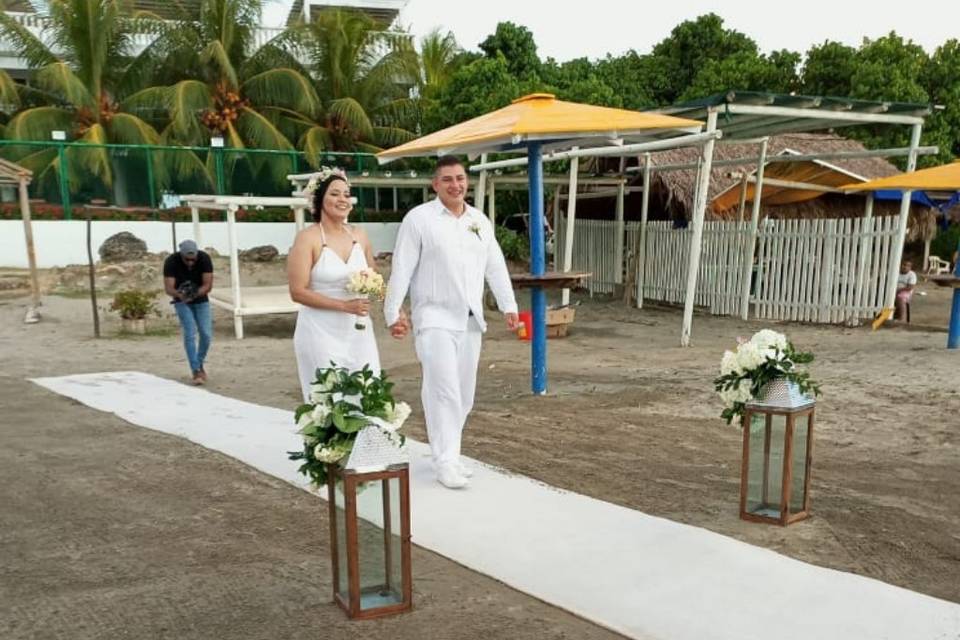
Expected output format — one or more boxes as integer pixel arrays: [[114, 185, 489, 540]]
[[1, 220, 401, 268]]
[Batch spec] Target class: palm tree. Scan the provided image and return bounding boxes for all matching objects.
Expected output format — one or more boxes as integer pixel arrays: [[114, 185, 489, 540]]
[[291, 8, 418, 164], [125, 0, 320, 189], [417, 28, 461, 101], [0, 68, 22, 137], [0, 0, 166, 200]]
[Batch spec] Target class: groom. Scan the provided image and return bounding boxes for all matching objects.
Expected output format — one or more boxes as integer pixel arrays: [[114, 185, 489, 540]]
[[385, 156, 519, 489]]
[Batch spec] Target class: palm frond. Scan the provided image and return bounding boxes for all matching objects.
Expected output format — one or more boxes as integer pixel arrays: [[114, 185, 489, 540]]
[[0, 69, 21, 113], [5, 146, 57, 175], [106, 112, 160, 145], [372, 126, 415, 148], [201, 40, 240, 90], [353, 141, 383, 155], [167, 80, 213, 144], [67, 123, 112, 190], [234, 106, 293, 150], [241, 68, 320, 118], [298, 126, 333, 168], [7, 106, 75, 141], [117, 86, 172, 125], [159, 124, 214, 189], [328, 97, 373, 141], [35, 62, 96, 110]]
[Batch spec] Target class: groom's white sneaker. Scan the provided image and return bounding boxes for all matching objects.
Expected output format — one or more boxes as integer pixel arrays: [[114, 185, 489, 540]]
[[437, 464, 469, 489], [456, 460, 474, 478]]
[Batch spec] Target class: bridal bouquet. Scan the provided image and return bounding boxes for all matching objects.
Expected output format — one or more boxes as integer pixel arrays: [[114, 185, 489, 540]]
[[289, 363, 411, 488], [345, 268, 385, 330], [713, 329, 820, 425]]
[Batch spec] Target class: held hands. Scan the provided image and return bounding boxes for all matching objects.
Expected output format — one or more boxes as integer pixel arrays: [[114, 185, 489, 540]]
[[389, 308, 411, 339], [341, 297, 371, 316]]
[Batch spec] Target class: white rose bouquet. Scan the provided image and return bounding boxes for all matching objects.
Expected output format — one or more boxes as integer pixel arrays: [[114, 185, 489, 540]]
[[288, 363, 410, 488], [713, 329, 819, 425], [345, 268, 385, 330]]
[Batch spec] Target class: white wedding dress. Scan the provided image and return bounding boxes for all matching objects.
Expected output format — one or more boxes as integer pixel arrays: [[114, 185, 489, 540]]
[[293, 226, 381, 402]]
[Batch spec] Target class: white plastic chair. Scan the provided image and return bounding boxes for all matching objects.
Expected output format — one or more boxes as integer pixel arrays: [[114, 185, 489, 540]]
[[926, 255, 951, 275]]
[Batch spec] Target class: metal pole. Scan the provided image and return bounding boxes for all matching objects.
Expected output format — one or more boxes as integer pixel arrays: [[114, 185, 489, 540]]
[[681, 109, 719, 347], [528, 143, 547, 395], [881, 123, 923, 318], [475, 153, 488, 211], [214, 147, 226, 195], [637, 153, 651, 309], [145, 147, 157, 209], [949, 286, 960, 349], [57, 142, 71, 220], [85, 212, 100, 338], [614, 180, 625, 285], [19, 176, 41, 322], [739, 138, 769, 320], [227, 204, 243, 339], [853, 194, 875, 324], [561, 150, 579, 306]]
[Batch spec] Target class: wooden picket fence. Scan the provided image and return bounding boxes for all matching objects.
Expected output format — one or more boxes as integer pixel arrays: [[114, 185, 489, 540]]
[[556, 215, 898, 324], [752, 216, 898, 323]]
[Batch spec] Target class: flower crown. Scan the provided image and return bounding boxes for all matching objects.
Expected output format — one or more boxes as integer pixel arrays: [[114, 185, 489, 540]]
[[303, 166, 349, 197]]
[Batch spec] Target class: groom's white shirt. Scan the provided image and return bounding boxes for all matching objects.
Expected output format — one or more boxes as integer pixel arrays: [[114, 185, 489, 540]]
[[384, 197, 517, 332]]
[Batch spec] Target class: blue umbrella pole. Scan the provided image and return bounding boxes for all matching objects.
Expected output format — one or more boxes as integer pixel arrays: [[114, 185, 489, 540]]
[[528, 143, 547, 394], [949, 288, 960, 349]]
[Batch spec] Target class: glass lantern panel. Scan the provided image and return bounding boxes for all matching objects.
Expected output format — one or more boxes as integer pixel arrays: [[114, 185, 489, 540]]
[[789, 414, 810, 513], [333, 479, 349, 602], [746, 412, 785, 519], [355, 476, 404, 611]]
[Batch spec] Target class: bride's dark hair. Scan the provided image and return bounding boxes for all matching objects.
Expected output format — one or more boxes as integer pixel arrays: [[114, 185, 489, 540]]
[[312, 175, 349, 223]]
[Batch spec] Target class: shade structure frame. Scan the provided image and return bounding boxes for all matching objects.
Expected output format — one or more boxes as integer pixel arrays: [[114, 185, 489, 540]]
[[376, 93, 708, 392], [739, 406, 815, 526], [327, 463, 413, 620]]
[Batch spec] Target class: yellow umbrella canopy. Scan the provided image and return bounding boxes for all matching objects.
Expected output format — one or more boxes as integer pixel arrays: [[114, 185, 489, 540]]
[[843, 160, 960, 191], [377, 93, 703, 162]]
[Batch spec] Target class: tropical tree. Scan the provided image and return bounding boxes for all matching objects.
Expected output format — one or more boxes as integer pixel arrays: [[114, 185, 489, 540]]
[[124, 0, 320, 189], [0, 0, 165, 200], [801, 40, 857, 97], [417, 28, 461, 100], [289, 8, 418, 162], [0, 68, 22, 137]]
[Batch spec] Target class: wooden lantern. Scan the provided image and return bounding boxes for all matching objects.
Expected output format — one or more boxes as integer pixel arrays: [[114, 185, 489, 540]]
[[327, 426, 412, 619], [739, 380, 815, 526]]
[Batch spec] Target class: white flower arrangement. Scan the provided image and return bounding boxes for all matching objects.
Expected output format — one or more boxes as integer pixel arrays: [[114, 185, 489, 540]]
[[714, 329, 819, 425], [468, 222, 481, 239], [302, 166, 349, 198], [345, 268, 385, 330], [288, 363, 410, 488]]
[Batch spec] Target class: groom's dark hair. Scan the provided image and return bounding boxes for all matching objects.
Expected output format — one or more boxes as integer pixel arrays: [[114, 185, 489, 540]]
[[434, 155, 465, 175]]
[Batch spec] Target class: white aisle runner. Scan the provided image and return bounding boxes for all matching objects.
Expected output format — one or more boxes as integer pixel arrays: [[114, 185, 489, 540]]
[[32, 372, 960, 640]]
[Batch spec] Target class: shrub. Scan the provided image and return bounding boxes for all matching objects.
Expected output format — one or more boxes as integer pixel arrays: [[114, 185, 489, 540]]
[[109, 290, 160, 320], [495, 224, 529, 261]]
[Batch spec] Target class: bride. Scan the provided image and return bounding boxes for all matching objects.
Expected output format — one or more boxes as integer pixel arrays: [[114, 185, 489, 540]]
[[287, 167, 405, 401]]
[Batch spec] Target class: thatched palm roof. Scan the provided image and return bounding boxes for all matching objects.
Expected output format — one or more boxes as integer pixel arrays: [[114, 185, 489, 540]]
[[634, 133, 935, 241]]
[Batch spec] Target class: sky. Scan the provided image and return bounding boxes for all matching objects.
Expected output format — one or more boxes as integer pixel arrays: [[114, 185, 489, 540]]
[[262, 0, 958, 61]]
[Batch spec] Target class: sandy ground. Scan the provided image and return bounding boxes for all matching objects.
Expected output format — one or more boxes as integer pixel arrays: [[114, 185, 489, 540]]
[[2, 257, 959, 639]]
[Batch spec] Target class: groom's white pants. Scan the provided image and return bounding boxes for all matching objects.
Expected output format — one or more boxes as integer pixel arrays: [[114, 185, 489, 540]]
[[414, 319, 483, 468]]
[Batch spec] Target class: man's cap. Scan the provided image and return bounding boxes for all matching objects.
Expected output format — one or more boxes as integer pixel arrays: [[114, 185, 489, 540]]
[[179, 239, 198, 257]]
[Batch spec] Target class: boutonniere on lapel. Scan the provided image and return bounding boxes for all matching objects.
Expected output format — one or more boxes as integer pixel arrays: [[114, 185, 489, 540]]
[[468, 222, 482, 240]]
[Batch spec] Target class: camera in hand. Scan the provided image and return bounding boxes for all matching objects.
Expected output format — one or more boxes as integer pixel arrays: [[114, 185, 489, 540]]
[[176, 280, 199, 302]]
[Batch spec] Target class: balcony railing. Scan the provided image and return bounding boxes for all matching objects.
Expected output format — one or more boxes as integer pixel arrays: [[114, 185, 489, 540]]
[[0, 12, 410, 69]]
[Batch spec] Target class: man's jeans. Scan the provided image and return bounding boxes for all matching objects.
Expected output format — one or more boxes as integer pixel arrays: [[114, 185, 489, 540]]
[[174, 301, 212, 373]]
